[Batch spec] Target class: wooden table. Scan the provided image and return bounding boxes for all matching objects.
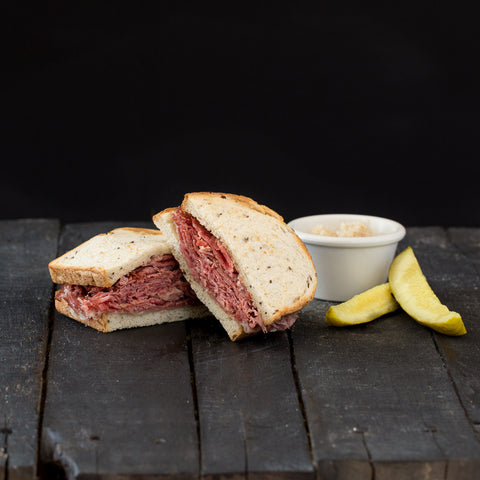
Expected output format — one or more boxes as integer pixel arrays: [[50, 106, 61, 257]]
[[1, 219, 480, 480]]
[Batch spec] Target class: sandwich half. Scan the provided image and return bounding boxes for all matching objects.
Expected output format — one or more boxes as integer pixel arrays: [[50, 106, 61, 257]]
[[153, 192, 317, 341], [49, 227, 209, 332]]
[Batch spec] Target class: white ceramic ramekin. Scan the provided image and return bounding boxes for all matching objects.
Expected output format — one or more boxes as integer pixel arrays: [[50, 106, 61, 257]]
[[288, 214, 406, 302]]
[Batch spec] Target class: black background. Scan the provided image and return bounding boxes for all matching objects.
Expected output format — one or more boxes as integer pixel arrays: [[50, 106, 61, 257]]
[[3, 4, 479, 227]]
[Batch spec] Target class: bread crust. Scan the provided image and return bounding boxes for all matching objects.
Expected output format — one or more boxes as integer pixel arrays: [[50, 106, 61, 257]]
[[55, 297, 209, 332], [182, 192, 284, 222], [152, 207, 177, 225], [49, 227, 170, 287]]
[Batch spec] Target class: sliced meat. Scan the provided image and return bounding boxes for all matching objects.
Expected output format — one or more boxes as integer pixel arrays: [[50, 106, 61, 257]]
[[55, 254, 199, 320], [173, 208, 297, 334]]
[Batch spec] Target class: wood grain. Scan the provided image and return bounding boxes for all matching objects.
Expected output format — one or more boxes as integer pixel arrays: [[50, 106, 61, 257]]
[[190, 317, 314, 480], [3, 221, 480, 479], [0, 219, 60, 480]]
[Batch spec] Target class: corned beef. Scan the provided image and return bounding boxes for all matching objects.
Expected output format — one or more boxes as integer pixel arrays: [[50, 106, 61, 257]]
[[173, 208, 297, 334], [55, 254, 199, 320]]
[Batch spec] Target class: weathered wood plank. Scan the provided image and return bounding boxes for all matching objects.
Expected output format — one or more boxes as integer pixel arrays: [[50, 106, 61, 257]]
[[191, 317, 314, 480], [40, 222, 200, 479], [0, 219, 61, 480], [400, 226, 480, 478], [292, 228, 480, 480], [448, 228, 480, 276], [8, 221, 478, 479], [437, 228, 480, 433]]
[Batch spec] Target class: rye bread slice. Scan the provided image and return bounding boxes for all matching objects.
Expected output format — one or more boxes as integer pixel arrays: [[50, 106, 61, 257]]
[[153, 192, 317, 340]]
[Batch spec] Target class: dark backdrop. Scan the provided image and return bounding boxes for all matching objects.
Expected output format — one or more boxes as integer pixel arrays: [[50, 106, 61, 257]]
[[3, 4, 479, 227]]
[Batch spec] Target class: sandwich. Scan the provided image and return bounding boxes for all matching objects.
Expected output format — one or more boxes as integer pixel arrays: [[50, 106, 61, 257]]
[[48, 227, 209, 332], [153, 192, 317, 341]]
